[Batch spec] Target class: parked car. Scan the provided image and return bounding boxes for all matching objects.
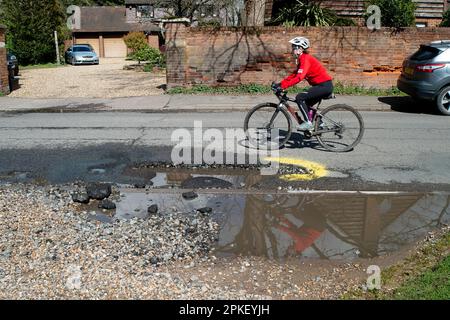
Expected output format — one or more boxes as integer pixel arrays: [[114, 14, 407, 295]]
[[65, 44, 99, 65], [398, 40, 450, 115], [7, 51, 19, 76], [6, 51, 19, 92]]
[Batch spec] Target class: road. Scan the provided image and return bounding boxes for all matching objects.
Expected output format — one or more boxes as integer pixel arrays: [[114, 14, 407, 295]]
[[0, 110, 449, 189]]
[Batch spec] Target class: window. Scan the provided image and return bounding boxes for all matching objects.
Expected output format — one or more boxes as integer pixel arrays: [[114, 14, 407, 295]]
[[416, 22, 427, 28], [73, 47, 91, 52], [410, 45, 443, 61], [199, 4, 218, 18], [137, 5, 154, 19]]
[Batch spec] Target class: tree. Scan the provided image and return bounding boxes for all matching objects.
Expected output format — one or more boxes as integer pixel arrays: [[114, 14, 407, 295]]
[[244, 0, 266, 26], [366, 0, 416, 28], [59, 0, 125, 6], [152, 0, 243, 26], [1, 0, 67, 65]]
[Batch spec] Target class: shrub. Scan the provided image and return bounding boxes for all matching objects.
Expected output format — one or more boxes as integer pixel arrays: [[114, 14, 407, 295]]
[[197, 19, 222, 28], [273, 0, 337, 27], [272, 0, 357, 27], [366, 0, 416, 28], [124, 32, 148, 53], [129, 46, 165, 69], [440, 9, 450, 27], [333, 16, 357, 26]]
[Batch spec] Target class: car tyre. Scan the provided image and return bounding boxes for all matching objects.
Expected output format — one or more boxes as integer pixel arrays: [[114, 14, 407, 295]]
[[436, 85, 450, 115]]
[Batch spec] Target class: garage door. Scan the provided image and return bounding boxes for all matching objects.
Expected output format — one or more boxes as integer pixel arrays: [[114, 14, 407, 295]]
[[104, 37, 127, 58], [76, 38, 100, 56]]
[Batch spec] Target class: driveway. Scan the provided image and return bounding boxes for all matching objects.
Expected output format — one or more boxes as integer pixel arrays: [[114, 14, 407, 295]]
[[9, 58, 166, 99]]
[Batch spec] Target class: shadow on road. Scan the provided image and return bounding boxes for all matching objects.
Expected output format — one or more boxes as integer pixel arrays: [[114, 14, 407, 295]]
[[379, 96, 440, 115], [284, 131, 326, 151]]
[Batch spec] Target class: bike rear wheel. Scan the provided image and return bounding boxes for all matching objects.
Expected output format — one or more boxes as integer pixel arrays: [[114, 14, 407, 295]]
[[314, 104, 364, 152], [244, 103, 292, 149]]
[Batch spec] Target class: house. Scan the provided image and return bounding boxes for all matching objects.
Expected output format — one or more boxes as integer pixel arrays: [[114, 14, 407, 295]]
[[70, 3, 162, 58], [124, 0, 274, 27], [317, 0, 450, 27]]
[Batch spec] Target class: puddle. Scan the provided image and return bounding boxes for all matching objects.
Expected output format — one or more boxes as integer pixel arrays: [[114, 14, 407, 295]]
[[121, 166, 252, 189], [80, 188, 450, 261]]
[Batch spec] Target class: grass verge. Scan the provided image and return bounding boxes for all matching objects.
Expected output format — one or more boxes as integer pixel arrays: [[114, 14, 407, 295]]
[[343, 229, 450, 300], [392, 255, 450, 299], [166, 82, 406, 96]]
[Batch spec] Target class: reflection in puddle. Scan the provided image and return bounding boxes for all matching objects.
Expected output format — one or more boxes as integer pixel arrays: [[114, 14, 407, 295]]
[[89, 188, 449, 261]]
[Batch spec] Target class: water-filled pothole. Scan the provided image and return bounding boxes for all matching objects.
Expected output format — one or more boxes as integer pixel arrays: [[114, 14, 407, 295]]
[[78, 188, 449, 261]]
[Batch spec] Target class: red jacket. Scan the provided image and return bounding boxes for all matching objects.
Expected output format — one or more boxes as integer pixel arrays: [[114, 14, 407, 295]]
[[281, 53, 332, 89]]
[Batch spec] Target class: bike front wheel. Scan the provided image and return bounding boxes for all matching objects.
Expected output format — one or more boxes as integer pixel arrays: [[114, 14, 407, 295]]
[[314, 104, 364, 152], [244, 103, 292, 149]]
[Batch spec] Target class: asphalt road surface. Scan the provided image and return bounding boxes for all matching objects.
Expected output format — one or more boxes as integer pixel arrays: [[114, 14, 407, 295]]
[[0, 111, 449, 189]]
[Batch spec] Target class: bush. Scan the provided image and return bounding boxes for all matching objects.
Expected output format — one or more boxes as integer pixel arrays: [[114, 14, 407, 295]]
[[129, 46, 165, 69], [366, 0, 416, 28], [124, 32, 148, 53], [440, 9, 450, 27], [333, 17, 357, 26], [273, 0, 336, 26], [197, 19, 222, 28], [272, 0, 357, 27]]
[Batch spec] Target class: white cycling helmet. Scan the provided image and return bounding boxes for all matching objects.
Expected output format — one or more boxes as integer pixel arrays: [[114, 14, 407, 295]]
[[289, 37, 310, 50]]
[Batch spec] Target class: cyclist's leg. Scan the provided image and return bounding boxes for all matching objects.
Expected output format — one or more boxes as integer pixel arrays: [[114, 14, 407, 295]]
[[295, 92, 310, 121], [301, 81, 334, 121]]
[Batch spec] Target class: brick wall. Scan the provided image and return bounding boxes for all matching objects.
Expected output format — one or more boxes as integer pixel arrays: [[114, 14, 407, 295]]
[[0, 26, 9, 95], [165, 24, 450, 89]]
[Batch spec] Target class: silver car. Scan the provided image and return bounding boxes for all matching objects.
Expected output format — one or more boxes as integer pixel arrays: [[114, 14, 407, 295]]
[[398, 40, 450, 115], [65, 45, 99, 65]]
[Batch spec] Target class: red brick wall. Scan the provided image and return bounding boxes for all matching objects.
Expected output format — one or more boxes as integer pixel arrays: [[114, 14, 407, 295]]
[[0, 26, 9, 95], [165, 24, 450, 89]]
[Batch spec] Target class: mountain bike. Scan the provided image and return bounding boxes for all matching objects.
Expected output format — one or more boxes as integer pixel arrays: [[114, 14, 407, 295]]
[[244, 87, 365, 152]]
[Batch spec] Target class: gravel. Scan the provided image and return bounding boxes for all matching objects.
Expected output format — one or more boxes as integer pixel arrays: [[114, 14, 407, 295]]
[[0, 183, 223, 299], [1, 182, 442, 299], [9, 58, 165, 99]]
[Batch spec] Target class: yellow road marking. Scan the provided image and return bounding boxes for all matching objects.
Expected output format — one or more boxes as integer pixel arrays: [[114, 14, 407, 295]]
[[265, 157, 328, 181]]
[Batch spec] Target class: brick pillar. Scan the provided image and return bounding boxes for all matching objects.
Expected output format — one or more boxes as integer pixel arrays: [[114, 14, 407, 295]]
[[0, 25, 10, 95], [99, 35, 105, 58], [164, 21, 188, 88]]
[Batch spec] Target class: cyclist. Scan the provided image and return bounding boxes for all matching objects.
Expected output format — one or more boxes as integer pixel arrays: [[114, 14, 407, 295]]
[[273, 37, 334, 131]]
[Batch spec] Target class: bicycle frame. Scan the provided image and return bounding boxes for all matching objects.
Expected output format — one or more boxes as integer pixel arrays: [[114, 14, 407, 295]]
[[274, 91, 338, 136]]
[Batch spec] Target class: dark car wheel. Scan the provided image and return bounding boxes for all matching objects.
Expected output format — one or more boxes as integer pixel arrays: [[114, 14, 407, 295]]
[[436, 85, 450, 115]]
